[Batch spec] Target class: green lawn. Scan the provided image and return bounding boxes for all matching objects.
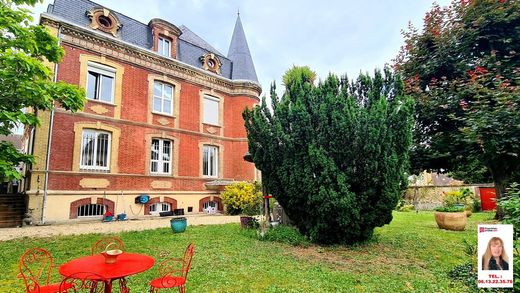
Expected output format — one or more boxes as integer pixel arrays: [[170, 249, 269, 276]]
[[0, 212, 495, 292]]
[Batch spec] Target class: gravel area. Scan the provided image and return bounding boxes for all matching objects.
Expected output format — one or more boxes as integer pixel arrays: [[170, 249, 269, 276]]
[[0, 214, 240, 241]]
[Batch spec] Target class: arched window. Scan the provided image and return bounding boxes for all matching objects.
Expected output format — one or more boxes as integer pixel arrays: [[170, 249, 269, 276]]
[[149, 202, 171, 215], [203, 201, 218, 214], [77, 204, 106, 218]]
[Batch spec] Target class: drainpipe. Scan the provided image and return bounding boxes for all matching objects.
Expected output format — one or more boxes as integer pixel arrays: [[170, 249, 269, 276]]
[[41, 25, 62, 224]]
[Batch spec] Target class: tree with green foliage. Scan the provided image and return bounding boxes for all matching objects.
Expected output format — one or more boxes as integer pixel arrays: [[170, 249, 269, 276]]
[[243, 66, 414, 244], [0, 0, 85, 180], [395, 0, 520, 215]]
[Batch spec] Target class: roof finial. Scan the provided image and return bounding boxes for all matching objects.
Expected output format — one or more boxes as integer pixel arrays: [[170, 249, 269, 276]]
[[237, 9, 240, 17]]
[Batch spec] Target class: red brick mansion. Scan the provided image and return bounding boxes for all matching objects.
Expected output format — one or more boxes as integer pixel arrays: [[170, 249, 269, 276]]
[[23, 0, 261, 223]]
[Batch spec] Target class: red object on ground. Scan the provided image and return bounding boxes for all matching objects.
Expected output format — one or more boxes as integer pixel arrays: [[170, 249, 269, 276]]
[[479, 187, 497, 211], [59, 253, 154, 293]]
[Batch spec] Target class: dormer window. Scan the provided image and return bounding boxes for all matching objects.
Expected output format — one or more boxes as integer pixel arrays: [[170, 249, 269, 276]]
[[148, 19, 182, 59], [158, 37, 171, 57], [86, 8, 122, 37], [97, 15, 113, 29], [200, 53, 222, 75]]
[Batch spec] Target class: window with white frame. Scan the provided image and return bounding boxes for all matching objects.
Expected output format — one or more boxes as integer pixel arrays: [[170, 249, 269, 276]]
[[80, 129, 111, 172], [202, 145, 218, 177], [151, 139, 172, 175], [203, 95, 220, 125], [149, 202, 171, 215], [153, 81, 173, 115], [203, 201, 218, 213], [86, 62, 116, 103], [158, 37, 171, 57], [77, 204, 106, 218]]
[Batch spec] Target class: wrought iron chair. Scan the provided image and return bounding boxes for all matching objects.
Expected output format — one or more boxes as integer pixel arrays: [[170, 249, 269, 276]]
[[59, 272, 107, 292], [149, 242, 195, 293], [90, 236, 126, 255], [18, 247, 72, 293]]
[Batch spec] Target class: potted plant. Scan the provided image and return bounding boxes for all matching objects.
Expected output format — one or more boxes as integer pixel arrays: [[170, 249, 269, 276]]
[[221, 181, 262, 228], [434, 205, 467, 231], [443, 188, 475, 217]]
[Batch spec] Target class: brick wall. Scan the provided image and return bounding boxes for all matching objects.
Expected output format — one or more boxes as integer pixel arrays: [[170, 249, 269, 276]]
[[47, 44, 257, 194]]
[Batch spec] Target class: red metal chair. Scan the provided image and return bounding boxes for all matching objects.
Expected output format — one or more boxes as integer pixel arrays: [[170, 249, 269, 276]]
[[149, 242, 195, 293], [59, 272, 107, 292], [90, 236, 125, 255], [18, 247, 72, 293]]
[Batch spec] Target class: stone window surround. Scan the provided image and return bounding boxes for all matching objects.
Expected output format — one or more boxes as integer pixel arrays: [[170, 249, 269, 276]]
[[79, 129, 111, 172], [144, 196, 177, 215], [79, 55, 125, 119], [69, 197, 115, 219], [199, 141, 223, 178], [86, 62, 116, 103], [72, 122, 121, 173], [145, 133, 179, 177], [147, 74, 181, 128], [199, 90, 224, 134], [199, 196, 222, 212]]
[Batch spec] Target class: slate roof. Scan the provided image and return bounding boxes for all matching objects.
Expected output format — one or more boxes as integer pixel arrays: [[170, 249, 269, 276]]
[[227, 15, 258, 82], [46, 0, 257, 83]]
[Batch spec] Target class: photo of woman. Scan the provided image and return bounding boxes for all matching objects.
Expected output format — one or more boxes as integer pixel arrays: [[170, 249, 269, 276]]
[[481, 237, 509, 270]]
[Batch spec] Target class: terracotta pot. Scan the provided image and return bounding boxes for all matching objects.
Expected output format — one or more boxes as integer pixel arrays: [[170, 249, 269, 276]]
[[434, 211, 467, 231]]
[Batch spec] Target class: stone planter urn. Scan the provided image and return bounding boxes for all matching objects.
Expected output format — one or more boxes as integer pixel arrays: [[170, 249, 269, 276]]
[[434, 211, 467, 231]]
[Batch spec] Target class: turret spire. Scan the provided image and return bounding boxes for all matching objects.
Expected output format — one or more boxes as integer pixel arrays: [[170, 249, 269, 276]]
[[227, 13, 258, 82]]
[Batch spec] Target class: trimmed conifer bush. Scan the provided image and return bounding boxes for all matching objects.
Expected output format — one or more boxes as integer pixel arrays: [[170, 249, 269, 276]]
[[243, 66, 414, 244]]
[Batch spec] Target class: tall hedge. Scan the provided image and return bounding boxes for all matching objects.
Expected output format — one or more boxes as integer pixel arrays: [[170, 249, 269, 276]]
[[243, 67, 414, 244]]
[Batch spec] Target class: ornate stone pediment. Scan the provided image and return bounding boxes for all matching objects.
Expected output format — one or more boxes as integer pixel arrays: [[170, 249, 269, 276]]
[[200, 53, 222, 75], [86, 8, 122, 37]]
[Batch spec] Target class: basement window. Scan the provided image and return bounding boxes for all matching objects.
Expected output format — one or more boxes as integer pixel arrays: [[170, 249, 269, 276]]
[[77, 204, 106, 218]]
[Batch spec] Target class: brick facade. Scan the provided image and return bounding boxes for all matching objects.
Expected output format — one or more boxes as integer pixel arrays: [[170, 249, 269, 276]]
[[24, 5, 261, 222]]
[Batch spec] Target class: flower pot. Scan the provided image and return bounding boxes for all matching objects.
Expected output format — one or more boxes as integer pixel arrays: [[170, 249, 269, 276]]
[[240, 216, 255, 228], [434, 211, 467, 231], [170, 217, 187, 233]]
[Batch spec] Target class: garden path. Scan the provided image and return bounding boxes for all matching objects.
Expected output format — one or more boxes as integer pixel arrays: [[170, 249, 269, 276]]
[[0, 214, 240, 241]]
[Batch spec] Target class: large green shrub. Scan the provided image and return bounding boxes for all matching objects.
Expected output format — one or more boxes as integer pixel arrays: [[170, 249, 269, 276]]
[[221, 181, 262, 216], [243, 67, 414, 244], [498, 182, 520, 240]]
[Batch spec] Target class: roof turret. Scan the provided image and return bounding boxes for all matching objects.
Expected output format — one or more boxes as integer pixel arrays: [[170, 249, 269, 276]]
[[227, 14, 258, 82]]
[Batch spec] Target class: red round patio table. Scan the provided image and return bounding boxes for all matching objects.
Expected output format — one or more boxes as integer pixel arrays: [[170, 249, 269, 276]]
[[59, 253, 155, 293]]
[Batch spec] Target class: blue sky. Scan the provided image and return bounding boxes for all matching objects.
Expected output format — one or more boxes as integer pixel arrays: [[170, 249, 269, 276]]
[[32, 0, 451, 96]]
